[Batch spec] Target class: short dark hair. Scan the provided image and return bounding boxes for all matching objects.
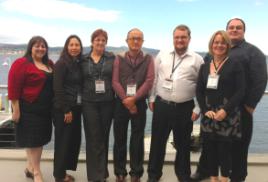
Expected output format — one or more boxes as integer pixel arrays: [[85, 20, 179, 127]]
[[60, 34, 83, 61], [173, 24, 191, 37], [24, 36, 49, 65], [226, 18, 246, 32], [91, 29, 108, 43]]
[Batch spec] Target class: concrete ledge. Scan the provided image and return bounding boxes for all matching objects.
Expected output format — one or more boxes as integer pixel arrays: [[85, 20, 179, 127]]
[[1, 149, 268, 166]]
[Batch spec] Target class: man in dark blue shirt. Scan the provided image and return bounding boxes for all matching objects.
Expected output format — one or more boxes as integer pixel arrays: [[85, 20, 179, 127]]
[[227, 18, 267, 182]]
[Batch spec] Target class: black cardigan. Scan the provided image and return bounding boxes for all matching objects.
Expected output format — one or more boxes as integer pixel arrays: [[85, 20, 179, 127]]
[[196, 58, 245, 115]]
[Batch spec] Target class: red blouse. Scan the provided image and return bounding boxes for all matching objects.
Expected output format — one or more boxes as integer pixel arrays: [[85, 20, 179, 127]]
[[8, 57, 53, 103]]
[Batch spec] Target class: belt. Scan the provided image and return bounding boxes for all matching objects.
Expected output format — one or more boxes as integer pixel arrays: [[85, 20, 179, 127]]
[[156, 96, 179, 106]]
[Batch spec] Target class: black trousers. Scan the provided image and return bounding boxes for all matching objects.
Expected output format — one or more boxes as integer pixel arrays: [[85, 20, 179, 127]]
[[113, 99, 147, 177], [206, 140, 231, 177], [194, 130, 210, 175], [147, 97, 194, 181], [53, 106, 81, 179], [230, 107, 253, 181], [83, 101, 114, 181]]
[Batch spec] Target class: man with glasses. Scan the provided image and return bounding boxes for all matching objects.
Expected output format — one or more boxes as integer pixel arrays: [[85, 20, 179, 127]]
[[190, 18, 267, 182], [112, 28, 155, 182], [147, 25, 203, 182]]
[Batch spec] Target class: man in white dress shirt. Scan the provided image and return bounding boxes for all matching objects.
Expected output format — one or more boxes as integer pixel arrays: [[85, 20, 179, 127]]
[[147, 25, 204, 182]]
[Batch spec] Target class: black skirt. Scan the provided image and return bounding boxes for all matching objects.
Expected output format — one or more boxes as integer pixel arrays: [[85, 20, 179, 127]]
[[15, 72, 53, 148]]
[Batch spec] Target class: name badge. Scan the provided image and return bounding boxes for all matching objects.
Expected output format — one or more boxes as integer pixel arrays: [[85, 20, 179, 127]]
[[77, 94, 82, 104], [207, 74, 219, 89], [127, 83, 137, 96], [95, 80, 105, 93], [162, 78, 173, 90]]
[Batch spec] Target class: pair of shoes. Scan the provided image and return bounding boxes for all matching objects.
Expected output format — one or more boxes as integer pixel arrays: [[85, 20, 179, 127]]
[[190, 171, 209, 181], [147, 178, 159, 182], [131, 176, 141, 182], [55, 174, 75, 182], [116, 175, 126, 182], [24, 168, 34, 179]]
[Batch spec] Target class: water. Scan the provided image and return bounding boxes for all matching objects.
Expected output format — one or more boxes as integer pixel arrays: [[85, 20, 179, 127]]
[[1, 54, 268, 153]]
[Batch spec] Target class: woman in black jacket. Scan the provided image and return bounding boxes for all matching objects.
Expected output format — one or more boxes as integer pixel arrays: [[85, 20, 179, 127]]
[[81, 29, 115, 182], [196, 30, 245, 182], [53, 35, 83, 182]]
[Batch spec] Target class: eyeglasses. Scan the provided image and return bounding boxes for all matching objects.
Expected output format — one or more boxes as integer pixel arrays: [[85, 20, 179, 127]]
[[227, 25, 243, 30], [128, 37, 144, 42], [213, 41, 227, 46], [94, 38, 106, 43]]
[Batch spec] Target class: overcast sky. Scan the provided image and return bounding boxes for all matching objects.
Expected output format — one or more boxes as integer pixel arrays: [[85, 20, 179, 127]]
[[0, 0, 267, 54]]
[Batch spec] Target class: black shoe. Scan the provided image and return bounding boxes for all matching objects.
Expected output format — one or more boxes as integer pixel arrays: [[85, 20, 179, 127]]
[[190, 171, 209, 181], [116, 175, 126, 182], [24, 168, 34, 179], [147, 178, 158, 182], [178, 177, 191, 182]]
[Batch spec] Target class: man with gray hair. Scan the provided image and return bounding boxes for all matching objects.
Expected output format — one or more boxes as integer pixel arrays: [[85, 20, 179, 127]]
[[112, 28, 155, 182]]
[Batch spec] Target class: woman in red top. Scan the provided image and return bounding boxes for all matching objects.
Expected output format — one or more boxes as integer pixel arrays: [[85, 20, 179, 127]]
[[8, 36, 54, 182]]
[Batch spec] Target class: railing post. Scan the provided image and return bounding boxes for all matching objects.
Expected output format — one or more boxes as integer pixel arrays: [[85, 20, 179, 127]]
[[5, 94, 10, 113], [0, 93, 2, 111]]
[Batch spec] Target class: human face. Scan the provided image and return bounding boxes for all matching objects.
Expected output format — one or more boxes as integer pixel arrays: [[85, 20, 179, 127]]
[[226, 19, 245, 43], [92, 35, 107, 53], [173, 29, 190, 54], [31, 41, 47, 61], [126, 30, 144, 52], [212, 34, 228, 58], [68, 38, 81, 57]]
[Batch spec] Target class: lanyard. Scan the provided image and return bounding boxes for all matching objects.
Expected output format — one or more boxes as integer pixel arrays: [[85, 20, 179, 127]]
[[90, 56, 104, 79], [212, 57, 228, 74], [170, 52, 185, 78]]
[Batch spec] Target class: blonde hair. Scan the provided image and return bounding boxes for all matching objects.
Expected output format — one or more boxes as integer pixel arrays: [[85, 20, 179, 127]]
[[208, 30, 231, 56]]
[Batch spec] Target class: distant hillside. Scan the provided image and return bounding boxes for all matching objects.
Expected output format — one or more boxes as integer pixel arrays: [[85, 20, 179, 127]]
[[0, 43, 267, 59], [0, 43, 159, 57]]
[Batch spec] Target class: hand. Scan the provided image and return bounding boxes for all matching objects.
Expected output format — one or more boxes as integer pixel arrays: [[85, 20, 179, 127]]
[[214, 109, 227, 121], [244, 105, 254, 114], [64, 112, 73, 123], [129, 105, 138, 114], [205, 110, 216, 119], [123, 96, 136, 110], [191, 112, 200, 121], [149, 102, 154, 112], [12, 109, 20, 123]]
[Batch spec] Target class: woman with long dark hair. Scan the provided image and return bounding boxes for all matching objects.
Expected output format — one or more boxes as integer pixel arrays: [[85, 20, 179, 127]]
[[53, 35, 83, 182], [8, 36, 54, 182]]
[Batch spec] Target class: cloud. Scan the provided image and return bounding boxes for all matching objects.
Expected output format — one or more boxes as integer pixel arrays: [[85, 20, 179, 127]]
[[1, 0, 120, 22], [0, 16, 87, 46], [255, 0, 264, 6]]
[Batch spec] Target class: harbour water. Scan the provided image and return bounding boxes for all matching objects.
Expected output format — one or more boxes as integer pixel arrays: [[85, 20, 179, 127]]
[[1, 54, 268, 153]]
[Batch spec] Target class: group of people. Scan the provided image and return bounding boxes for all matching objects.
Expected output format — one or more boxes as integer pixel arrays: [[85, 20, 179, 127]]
[[7, 17, 267, 182]]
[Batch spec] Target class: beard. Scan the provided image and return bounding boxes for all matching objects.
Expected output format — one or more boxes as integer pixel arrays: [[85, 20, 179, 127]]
[[175, 46, 188, 55]]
